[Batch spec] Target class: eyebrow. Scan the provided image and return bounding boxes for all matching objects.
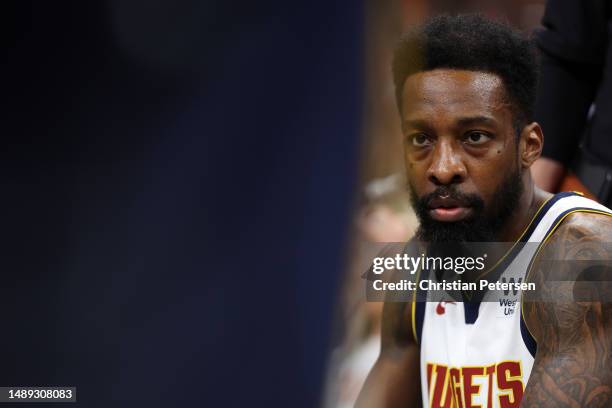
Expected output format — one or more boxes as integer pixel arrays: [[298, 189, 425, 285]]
[[403, 115, 498, 130], [455, 115, 497, 127], [402, 119, 431, 130]]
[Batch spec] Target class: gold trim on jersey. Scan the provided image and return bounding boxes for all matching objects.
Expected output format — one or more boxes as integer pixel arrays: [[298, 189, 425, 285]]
[[411, 263, 422, 343]]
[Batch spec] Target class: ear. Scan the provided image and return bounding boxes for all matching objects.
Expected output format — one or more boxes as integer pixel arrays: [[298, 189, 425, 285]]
[[518, 122, 543, 168]]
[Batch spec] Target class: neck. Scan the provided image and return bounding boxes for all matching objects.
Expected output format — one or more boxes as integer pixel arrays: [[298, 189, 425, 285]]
[[496, 172, 552, 242]]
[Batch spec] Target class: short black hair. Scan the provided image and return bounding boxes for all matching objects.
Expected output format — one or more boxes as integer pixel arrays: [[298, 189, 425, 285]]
[[392, 14, 539, 131]]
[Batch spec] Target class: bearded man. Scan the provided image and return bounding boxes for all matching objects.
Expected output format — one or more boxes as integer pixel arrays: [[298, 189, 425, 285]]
[[356, 14, 612, 408]]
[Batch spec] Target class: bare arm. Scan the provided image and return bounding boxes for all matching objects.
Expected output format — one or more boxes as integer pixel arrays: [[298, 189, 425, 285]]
[[523, 212, 612, 407], [355, 300, 421, 408]]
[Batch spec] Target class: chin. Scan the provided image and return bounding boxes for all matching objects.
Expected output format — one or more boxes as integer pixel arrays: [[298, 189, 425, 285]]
[[416, 217, 497, 243]]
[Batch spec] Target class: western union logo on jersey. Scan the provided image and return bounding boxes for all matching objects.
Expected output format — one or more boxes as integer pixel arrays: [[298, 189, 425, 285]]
[[426, 361, 524, 408]]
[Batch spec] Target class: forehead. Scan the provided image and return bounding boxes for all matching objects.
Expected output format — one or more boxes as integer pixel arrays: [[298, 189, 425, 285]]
[[401, 69, 509, 120]]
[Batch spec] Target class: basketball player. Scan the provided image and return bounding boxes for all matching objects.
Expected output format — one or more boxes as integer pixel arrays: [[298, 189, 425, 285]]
[[356, 14, 612, 408]]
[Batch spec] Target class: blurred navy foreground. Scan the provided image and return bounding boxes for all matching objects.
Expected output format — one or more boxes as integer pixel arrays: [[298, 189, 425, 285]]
[[4, 1, 362, 406]]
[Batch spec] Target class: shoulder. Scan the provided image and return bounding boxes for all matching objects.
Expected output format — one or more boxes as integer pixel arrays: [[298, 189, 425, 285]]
[[524, 210, 612, 338], [543, 210, 612, 260], [554, 210, 612, 237]]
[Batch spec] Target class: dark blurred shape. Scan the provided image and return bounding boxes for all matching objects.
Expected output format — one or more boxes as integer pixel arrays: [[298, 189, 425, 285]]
[[533, 0, 612, 204], [4, 1, 362, 406], [536, 0, 608, 164]]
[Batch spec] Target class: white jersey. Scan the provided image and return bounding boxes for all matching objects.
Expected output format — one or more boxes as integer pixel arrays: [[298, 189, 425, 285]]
[[412, 192, 612, 408]]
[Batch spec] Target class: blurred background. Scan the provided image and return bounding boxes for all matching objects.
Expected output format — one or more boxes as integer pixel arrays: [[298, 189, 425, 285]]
[[4, 1, 558, 407]]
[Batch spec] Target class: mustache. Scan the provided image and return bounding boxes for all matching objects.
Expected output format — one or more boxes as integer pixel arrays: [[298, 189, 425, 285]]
[[418, 186, 484, 210]]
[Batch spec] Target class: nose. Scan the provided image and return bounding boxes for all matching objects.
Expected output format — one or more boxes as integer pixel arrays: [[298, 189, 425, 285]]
[[426, 139, 467, 186]]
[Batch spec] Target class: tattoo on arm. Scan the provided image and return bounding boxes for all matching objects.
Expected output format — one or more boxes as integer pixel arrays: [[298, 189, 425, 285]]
[[522, 213, 612, 407]]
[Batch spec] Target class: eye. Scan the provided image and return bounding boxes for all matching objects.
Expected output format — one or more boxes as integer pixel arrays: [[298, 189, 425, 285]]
[[411, 133, 432, 147], [464, 131, 491, 145]]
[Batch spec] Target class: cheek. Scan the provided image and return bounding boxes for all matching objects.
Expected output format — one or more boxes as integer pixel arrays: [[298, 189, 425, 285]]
[[403, 143, 431, 188], [466, 147, 516, 197], [404, 157, 428, 191]]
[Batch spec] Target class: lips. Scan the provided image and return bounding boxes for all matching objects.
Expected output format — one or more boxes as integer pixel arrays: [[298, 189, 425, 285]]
[[427, 197, 473, 222]]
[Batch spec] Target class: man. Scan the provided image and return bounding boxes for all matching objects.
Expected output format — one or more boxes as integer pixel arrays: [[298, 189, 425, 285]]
[[356, 14, 612, 407]]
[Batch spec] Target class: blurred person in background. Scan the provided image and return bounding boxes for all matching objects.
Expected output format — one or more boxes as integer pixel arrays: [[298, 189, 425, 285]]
[[324, 174, 416, 408], [531, 1, 612, 205], [322, 1, 416, 405]]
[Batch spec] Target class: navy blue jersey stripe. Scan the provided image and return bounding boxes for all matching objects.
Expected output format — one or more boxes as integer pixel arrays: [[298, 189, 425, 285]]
[[463, 301, 480, 325], [519, 191, 580, 243]]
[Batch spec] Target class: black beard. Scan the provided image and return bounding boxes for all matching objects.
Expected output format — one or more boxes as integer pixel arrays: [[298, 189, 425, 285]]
[[409, 170, 523, 243]]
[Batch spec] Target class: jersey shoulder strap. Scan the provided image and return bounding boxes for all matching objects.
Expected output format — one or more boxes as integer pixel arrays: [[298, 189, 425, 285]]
[[526, 192, 612, 243]]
